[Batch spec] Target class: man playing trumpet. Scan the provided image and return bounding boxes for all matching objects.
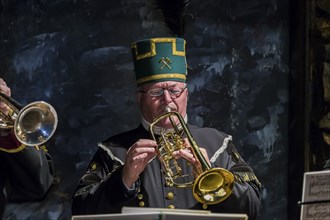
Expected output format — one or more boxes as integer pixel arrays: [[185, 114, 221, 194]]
[[72, 38, 262, 220], [0, 77, 54, 219]]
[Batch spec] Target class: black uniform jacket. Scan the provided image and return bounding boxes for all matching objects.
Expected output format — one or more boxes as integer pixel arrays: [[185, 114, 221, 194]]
[[72, 124, 262, 220], [0, 146, 54, 218]]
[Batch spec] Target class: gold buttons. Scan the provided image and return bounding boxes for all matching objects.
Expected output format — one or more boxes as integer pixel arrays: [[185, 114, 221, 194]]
[[137, 194, 143, 200], [167, 205, 175, 209], [166, 192, 174, 200], [137, 193, 144, 207], [202, 204, 208, 209]]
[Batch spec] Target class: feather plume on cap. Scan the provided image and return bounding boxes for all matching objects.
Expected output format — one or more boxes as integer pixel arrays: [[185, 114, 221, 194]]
[[153, 0, 190, 38]]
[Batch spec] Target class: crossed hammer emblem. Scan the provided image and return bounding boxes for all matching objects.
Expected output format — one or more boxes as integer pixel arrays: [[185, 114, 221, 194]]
[[159, 57, 172, 69]]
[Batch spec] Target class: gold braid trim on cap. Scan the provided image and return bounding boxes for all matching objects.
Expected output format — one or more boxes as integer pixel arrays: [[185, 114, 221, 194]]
[[234, 172, 262, 188], [132, 38, 185, 60], [0, 143, 26, 153], [136, 73, 187, 85]]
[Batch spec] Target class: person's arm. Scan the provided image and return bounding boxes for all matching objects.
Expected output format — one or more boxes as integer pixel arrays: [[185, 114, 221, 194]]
[[0, 131, 54, 201], [0, 77, 54, 201], [71, 147, 139, 215], [206, 142, 261, 220]]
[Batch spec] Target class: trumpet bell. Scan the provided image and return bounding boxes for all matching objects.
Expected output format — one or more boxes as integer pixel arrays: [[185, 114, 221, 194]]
[[193, 167, 234, 204], [14, 101, 58, 146]]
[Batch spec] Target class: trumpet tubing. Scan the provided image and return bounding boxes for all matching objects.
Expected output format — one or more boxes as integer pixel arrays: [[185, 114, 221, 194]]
[[149, 110, 234, 205]]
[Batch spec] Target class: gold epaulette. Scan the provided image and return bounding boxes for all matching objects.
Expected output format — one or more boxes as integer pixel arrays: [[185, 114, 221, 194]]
[[0, 144, 48, 153], [38, 145, 49, 152], [234, 171, 262, 188], [0, 143, 26, 153]]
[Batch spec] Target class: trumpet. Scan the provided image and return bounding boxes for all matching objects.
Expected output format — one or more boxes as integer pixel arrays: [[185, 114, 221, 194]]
[[149, 108, 234, 205], [0, 92, 58, 148]]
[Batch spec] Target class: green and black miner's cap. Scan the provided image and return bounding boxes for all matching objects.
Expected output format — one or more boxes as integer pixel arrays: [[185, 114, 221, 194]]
[[131, 38, 187, 86]]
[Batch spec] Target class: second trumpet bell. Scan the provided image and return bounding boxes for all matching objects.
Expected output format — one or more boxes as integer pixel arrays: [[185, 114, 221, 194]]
[[0, 92, 58, 147], [14, 101, 58, 146]]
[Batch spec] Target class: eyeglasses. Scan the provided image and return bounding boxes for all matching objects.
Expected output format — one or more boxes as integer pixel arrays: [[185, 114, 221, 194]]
[[139, 87, 187, 98]]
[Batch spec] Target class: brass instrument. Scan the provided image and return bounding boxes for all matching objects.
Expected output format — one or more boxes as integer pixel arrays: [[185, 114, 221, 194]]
[[0, 92, 58, 147], [149, 108, 234, 205]]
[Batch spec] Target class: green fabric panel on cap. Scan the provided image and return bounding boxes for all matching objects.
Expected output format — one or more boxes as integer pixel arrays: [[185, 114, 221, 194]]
[[131, 38, 187, 86]]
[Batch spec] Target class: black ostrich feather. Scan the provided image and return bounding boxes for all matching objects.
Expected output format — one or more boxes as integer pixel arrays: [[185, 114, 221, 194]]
[[153, 0, 190, 38]]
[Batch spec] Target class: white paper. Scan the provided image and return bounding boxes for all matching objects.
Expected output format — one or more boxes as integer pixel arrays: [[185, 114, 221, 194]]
[[72, 207, 248, 220], [300, 170, 330, 220]]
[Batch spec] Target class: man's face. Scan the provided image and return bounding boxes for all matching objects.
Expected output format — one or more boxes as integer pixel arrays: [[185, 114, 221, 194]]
[[137, 81, 188, 128]]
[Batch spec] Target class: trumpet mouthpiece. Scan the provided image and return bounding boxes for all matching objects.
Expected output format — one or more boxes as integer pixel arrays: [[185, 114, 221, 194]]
[[165, 107, 172, 113]]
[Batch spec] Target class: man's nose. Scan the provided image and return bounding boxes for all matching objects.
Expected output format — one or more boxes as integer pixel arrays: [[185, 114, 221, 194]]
[[162, 89, 173, 103]]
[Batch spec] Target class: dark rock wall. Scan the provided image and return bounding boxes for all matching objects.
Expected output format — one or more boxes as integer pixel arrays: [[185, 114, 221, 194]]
[[0, 0, 292, 219]]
